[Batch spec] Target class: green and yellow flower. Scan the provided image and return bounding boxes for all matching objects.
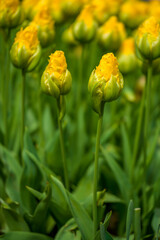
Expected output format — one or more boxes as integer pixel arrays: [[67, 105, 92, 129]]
[[135, 16, 160, 61], [32, 6, 55, 48], [72, 4, 97, 43], [97, 16, 126, 52], [118, 38, 138, 74], [10, 25, 41, 71], [88, 53, 124, 114], [0, 0, 23, 28], [41, 51, 72, 98]]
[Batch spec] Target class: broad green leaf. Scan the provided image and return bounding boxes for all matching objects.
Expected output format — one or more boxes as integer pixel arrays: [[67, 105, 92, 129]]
[[0, 145, 22, 202], [26, 184, 52, 233], [126, 200, 134, 240], [49, 175, 71, 225], [0, 199, 29, 231], [121, 123, 131, 177], [100, 224, 113, 240], [0, 231, 53, 240], [101, 146, 131, 201], [55, 218, 81, 240], [66, 191, 94, 240], [20, 131, 44, 213]]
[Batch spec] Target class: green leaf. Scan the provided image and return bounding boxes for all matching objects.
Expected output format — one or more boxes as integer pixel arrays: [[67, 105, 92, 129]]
[[100, 224, 113, 240], [0, 231, 53, 240], [101, 146, 131, 201], [26, 184, 52, 233], [126, 200, 134, 240], [20, 131, 44, 213], [66, 191, 94, 240], [49, 175, 71, 225], [0, 145, 22, 202], [55, 218, 81, 240], [121, 123, 131, 177], [0, 199, 29, 231]]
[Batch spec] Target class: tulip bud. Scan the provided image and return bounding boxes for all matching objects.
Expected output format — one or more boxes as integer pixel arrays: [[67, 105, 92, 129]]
[[61, 0, 83, 17], [88, 53, 124, 115], [22, 0, 45, 20], [119, 1, 149, 29], [0, 0, 23, 28], [97, 16, 126, 52], [41, 51, 72, 98], [49, 0, 65, 23], [135, 17, 160, 61], [117, 38, 138, 74], [62, 24, 78, 46], [32, 7, 55, 48], [93, 0, 120, 25], [72, 4, 97, 43], [10, 25, 41, 72]]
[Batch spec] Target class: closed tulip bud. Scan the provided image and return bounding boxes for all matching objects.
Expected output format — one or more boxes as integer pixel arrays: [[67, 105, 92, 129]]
[[32, 7, 55, 48], [88, 53, 124, 115], [93, 0, 120, 25], [49, 0, 65, 23], [72, 4, 97, 43], [61, 0, 83, 17], [97, 16, 126, 52], [22, 0, 45, 20], [62, 24, 78, 46], [117, 38, 138, 74], [119, 1, 149, 29], [0, 0, 23, 28], [41, 51, 72, 98], [10, 25, 41, 72], [135, 17, 160, 61]]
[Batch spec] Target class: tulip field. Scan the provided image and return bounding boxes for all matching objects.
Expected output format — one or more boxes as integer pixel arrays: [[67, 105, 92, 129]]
[[1, 0, 160, 239]]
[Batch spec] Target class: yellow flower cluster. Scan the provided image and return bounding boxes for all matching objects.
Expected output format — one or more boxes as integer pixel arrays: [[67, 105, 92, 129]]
[[0, 0, 19, 13], [15, 25, 39, 51], [100, 16, 125, 37], [76, 4, 95, 28], [45, 51, 67, 80], [95, 53, 120, 84], [119, 38, 135, 55], [33, 6, 54, 30], [137, 16, 160, 43]]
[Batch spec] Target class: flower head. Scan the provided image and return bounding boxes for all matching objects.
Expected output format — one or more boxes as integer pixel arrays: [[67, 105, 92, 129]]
[[10, 25, 41, 71], [120, 0, 149, 29], [88, 53, 123, 114], [0, 0, 23, 28], [72, 4, 97, 43], [117, 38, 138, 74], [135, 16, 160, 60], [97, 16, 126, 52], [32, 6, 55, 48], [41, 51, 72, 98]]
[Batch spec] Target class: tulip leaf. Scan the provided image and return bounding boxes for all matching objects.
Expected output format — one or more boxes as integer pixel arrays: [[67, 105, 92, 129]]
[[0, 231, 53, 240]]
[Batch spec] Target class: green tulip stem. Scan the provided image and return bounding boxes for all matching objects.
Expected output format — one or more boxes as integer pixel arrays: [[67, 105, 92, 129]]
[[57, 97, 69, 190], [131, 87, 146, 181], [143, 64, 152, 214], [4, 29, 10, 147], [77, 44, 86, 106], [93, 112, 103, 237], [21, 69, 25, 165]]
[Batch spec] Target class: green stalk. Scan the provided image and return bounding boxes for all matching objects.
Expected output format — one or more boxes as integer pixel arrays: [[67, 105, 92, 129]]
[[77, 44, 86, 106], [21, 70, 25, 165], [93, 113, 103, 237], [4, 30, 10, 147], [134, 208, 141, 240], [143, 64, 152, 214], [57, 96, 69, 190], [131, 87, 146, 181]]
